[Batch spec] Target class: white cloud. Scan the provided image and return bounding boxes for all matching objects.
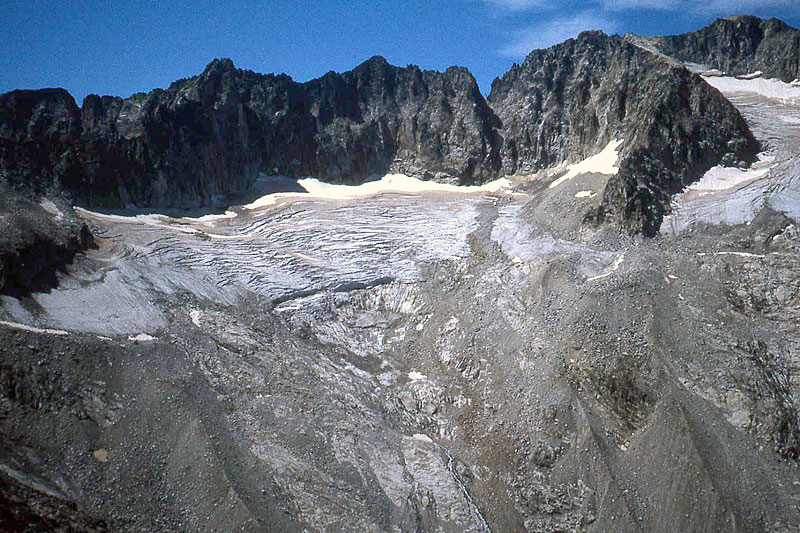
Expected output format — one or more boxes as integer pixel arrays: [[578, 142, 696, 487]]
[[501, 12, 621, 57], [481, 0, 548, 11], [699, 0, 795, 13], [602, 0, 795, 13], [602, 0, 682, 10]]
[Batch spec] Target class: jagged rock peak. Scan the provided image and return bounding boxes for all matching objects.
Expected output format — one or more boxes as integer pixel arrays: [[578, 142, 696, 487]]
[[203, 57, 237, 73], [0, 21, 764, 235], [1, 54, 503, 210], [626, 15, 800, 81], [489, 30, 758, 235], [359, 55, 390, 67]]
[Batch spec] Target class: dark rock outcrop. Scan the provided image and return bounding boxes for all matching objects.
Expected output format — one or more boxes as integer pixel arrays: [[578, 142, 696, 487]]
[[1, 58, 501, 211], [629, 15, 800, 81], [304, 57, 502, 185], [0, 185, 95, 296], [0, 472, 108, 532], [0, 89, 83, 193], [489, 31, 759, 235]]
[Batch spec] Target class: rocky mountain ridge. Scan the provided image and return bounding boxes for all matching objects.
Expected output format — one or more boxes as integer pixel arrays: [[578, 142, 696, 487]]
[[627, 15, 800, 80], [2, 57, 502, 210], [3, 19, 785, 236], [488, 30, 758, 235], [2, 14, 800, 533]]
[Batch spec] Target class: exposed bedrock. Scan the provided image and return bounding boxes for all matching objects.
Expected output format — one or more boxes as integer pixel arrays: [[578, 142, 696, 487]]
[[628, 15, 800, 82], [0, 185, 95, 297], [488, 31, 759, 236], [0, 22, 778, 234], [1, 58, 502, 211]]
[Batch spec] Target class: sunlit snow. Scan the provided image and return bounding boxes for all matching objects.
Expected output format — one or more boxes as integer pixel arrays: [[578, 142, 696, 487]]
[[244, 174, 511, 210], [548, 139, 623, 189], [702, 75, 800, 105], [0, 320, 70, 336], [686, 154, 775, 196]]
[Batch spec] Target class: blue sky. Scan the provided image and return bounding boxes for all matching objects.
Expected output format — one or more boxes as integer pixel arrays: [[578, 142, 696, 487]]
[[2, 0, 798, 103]]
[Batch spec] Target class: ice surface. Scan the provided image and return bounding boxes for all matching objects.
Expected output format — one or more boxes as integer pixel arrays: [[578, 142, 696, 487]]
[[490, 202, 619, 279], [685, 154, 775, 196], [17, 185, 499, 336], [703, 76, 800, 105], [663, 89, 800, 234]]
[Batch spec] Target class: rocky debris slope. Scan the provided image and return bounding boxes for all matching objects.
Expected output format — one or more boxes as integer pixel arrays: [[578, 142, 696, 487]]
[[2, 58, 501, 211], [488, 31, 759, 235], [1, 169, 799, 531], [0, 472, 108, 532], [628, 15, 800, 81]]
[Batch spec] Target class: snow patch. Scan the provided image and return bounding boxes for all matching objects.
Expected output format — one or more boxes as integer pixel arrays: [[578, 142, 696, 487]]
[[190, 310, 202, 327], [587, 253, 624, 281], [549, 139, 623, 189], [702, 75, 800, 105], [697, 251, 766, 259], [183, 210, 238, 225], [244, 174, 511, 210], [127, 333, 156, 342], [75, 208, 199, 234], [412, 433, 433, 443], [738, 71, 763, 80], [0, 320, 69, 336], [39, 199, 64, 221], [574, 190, 595, 198], [686, 155, 774, 195], [408, 371, 426, 381]]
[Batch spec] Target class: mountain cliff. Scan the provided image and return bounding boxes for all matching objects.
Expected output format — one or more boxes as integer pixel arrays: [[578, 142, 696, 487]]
[[628, 15, 800, 81], [488, 31, 759, 235], [0, 22, 779, 236], [1, 58, 502, 210]]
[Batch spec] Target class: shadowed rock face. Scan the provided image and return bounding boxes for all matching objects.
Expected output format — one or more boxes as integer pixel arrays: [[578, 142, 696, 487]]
[[0, 89, 83, 193], [488, 31, 759, 235], [630, 15, 800, 81], [1, 58, 502, 211], [0, 185, 94, 296]]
